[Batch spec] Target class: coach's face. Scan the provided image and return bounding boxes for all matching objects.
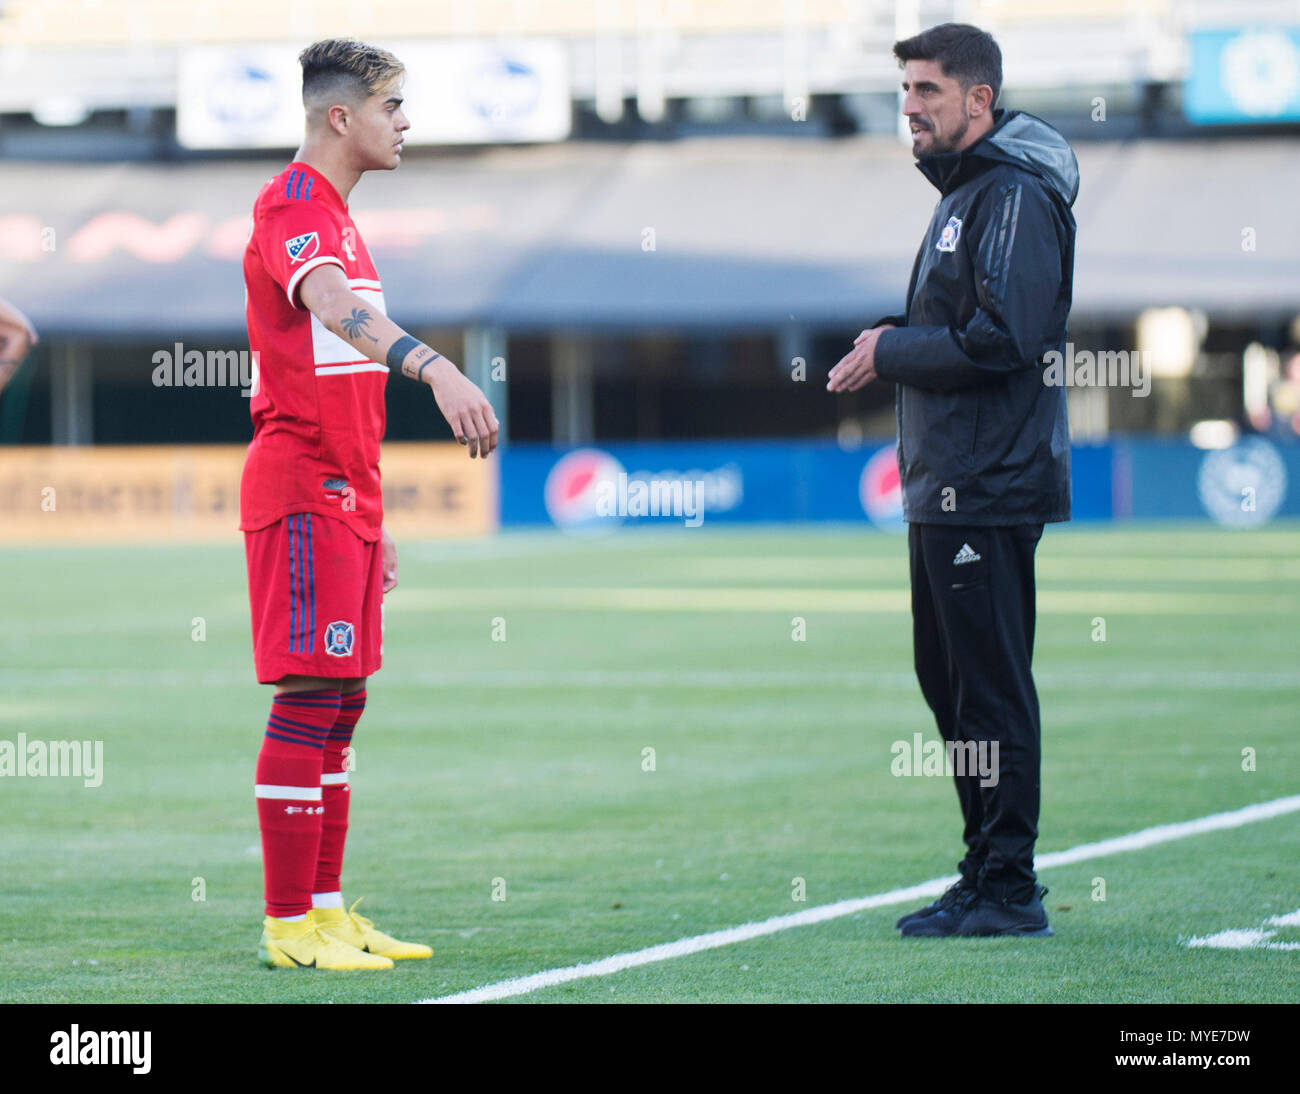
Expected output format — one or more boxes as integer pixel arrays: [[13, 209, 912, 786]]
[[901, 59, 983, 159]]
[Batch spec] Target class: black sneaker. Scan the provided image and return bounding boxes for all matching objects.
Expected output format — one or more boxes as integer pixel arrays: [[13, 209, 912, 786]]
[[898, 883, 981, 936], [952, 885, 1054, 938], [895, 879, 976, 930]]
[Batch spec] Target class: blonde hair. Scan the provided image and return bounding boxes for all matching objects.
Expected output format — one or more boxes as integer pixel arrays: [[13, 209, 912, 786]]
[[299, 39, 404, 114]]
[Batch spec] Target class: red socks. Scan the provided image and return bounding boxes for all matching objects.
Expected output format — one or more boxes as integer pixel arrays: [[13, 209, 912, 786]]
[[255, 689, 340, 918], [313, 689, 366, 897]]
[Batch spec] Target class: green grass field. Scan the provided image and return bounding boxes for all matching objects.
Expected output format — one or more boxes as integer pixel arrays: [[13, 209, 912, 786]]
[[2, 523, 1298, 1003]]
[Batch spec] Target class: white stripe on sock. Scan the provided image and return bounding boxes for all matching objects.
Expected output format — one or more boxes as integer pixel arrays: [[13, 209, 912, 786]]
[[320, 772, 350, 786], [312, 891, 344, 909], [254, 784, 323, 801]]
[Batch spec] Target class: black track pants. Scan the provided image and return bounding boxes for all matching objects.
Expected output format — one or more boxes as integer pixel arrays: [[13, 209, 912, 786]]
[[907, 521, 1044, 902]]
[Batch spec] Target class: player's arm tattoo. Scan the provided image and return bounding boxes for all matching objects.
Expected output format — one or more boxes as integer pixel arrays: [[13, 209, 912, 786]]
[[340, 307, 378, 342], [388, 335, 442, 382]]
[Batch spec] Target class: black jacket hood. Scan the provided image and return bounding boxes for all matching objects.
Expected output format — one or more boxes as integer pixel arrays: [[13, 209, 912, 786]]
[[916, 109, 1080, 209], [873, 108, 1079, 527]]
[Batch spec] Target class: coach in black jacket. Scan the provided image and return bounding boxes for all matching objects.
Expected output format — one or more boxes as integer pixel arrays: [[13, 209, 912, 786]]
[[829, 24, 1078, 938]]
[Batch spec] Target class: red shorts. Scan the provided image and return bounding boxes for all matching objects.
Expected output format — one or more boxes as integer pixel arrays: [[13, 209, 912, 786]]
[[244, 512, 383, 684]]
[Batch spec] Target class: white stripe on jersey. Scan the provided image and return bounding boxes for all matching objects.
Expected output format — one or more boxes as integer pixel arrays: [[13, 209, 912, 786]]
[[310, 283, 387, 367], [315, 363, 390, 376], [285, 255, 345, 308]]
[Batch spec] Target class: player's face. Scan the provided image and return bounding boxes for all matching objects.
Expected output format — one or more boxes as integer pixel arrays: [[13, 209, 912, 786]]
[[901, 59, 979, 159], [355, 80, 410, 170]]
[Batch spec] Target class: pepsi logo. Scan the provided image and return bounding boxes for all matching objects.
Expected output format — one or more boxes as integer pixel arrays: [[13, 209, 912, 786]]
[[544, 448, 626, 530], [860, 445, 905, 529]]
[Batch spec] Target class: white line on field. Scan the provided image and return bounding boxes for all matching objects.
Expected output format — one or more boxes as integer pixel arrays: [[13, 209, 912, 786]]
[[418, 794, 1300, 1004], [2, 668, 1298, 691], [1186, 908, 1300, 952], [389, 585, 1296, 615]]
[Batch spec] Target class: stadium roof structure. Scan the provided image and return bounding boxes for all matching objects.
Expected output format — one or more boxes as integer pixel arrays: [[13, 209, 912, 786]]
[[3, 134, 1297, 336]]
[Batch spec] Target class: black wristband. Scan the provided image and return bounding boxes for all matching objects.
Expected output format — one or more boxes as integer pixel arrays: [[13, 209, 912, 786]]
[[386, 335, 420, 370]]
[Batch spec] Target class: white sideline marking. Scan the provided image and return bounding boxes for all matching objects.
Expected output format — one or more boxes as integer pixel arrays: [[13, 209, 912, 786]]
[[1186, 907, 1300, 951], [1188, 928, 1271, 950], [419, 794, 1300, 1004], [3, 668, 1299, 692], [392, 585, 1296, 615]]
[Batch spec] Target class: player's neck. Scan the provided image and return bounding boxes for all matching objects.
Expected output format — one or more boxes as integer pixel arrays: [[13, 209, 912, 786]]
[[292, 142, 360, 206]]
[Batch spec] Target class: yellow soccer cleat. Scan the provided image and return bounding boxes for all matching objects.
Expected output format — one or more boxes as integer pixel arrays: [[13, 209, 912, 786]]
[[309, 898, 433, 960], [259, 914, 394, 970]]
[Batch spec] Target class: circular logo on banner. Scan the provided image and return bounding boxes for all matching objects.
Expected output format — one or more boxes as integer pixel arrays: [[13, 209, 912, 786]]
[[1197, 437, 1287, 528], [544, 448, 626, 530], [209, 62, 280, 127], [1220, 30, 1300, 119], [859, 446, 905, 531], [467, 54, 542, 124]]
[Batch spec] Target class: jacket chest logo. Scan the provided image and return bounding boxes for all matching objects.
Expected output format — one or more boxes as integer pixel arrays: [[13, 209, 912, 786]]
[[936, 216, 963, 253]]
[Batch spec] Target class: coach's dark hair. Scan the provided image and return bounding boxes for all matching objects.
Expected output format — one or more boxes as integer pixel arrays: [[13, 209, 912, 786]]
[[299, 38, 404, 110], [893, 23, 1002, 107]]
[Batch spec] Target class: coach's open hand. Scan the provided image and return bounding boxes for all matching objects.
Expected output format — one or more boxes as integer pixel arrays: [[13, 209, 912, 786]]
[[381, 525, 398, 593], [428, 357, 499, 459], [827, 325, 895, 393]]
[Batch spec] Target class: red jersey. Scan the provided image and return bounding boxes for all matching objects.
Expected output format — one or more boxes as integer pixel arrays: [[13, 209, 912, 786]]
[[241, 161, 388, 542]]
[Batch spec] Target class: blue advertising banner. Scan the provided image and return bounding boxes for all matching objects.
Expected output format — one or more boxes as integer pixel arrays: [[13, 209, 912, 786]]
[[1118, 437, 1298, 525], [1185, 27, 1300, 125], [499, 440, 1119, 529]]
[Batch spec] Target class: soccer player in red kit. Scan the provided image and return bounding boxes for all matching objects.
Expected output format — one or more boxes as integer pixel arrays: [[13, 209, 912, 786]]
[[243, 39, 498, 970]]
